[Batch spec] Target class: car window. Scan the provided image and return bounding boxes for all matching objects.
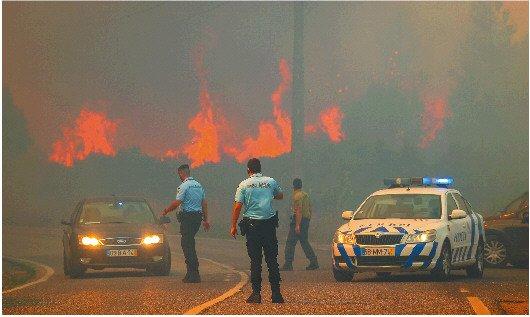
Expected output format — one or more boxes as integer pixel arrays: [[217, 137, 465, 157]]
[[354, 194, 441, 220], [464, 199, 474, 214], [78, 200, 155, 224], [446, 194, 458, 218], [452, 193, 469, 214]]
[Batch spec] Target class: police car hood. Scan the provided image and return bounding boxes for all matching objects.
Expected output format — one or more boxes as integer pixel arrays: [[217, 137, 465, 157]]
[[339, 218, 442, 235]]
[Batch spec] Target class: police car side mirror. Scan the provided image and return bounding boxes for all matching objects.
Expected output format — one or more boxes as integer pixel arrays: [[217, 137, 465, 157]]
[[341, 210, 354, 221], [522, 212, 528, 224], [449, 209, 467, 220], [159, 216, 171, 224]]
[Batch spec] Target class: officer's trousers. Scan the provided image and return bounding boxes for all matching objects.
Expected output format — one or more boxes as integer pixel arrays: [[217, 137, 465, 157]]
[[245, 219, 281, 293], [284, 217, 317, 264], [179, 212, 202, 273]]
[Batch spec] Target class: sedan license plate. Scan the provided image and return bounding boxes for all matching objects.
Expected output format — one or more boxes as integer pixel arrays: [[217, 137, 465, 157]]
[[362, 247, 395, 256], [106, 249, 137, 257]]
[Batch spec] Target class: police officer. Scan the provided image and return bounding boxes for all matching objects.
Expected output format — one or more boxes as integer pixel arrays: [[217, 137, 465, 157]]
[[230, 158, 285, 304], [280, 178, 319, 271], [160, 164, 210, 283]]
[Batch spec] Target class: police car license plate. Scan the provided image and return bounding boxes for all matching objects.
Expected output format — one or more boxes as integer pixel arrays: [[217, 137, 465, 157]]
[[362, 247, 395, 256], [106, 249, 137, 257]]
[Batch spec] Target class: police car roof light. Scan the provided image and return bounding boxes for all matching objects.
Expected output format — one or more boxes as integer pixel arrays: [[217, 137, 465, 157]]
[[422, 177, 454, 188]]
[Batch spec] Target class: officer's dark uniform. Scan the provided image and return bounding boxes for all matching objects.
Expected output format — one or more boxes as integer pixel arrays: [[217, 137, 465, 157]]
[[235, 172, 283, 303], [176, 176, 205, 281]]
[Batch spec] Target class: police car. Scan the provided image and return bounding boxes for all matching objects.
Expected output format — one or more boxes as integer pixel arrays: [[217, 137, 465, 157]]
[[332, 177, 485, 281]]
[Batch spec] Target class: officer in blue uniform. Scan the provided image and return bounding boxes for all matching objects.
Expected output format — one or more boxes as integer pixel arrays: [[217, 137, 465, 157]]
[[230, 158, 285, 304], [161, 164, 210, 283]]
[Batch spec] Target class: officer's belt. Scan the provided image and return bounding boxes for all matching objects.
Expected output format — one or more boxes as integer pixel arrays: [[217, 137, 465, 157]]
[[243, 216, 274, 224]]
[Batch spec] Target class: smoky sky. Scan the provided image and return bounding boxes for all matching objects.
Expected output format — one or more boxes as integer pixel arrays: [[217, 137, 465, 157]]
[[3, 2, 529, 214]]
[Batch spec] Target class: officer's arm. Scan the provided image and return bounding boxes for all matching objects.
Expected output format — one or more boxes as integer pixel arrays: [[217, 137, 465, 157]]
[[274, 192, 284, 200], [161, 200, 182, 216], [294, 203, 302, 229], [231, 202, 243, 228], [201, 200, 209, 222]]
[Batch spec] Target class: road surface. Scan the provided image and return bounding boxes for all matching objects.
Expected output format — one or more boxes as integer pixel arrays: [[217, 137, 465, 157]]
[[3, 225, 528, 314]]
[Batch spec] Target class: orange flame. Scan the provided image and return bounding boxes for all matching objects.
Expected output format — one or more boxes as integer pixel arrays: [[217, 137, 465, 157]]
[[225, 58, 292, 163], [175, 44, 227, 168], [418, 97, 451, 149], [49, 108, 118, 167], [304, 105, 345, 143]]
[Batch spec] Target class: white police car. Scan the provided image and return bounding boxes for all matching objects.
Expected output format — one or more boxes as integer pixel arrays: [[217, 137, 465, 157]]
[[332, 177, 485, 281]]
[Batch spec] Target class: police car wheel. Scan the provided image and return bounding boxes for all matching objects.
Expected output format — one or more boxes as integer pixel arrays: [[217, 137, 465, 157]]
[[466, 240, 484, 278], [333, 267, 354, 282], [376, 272, 391, 278], [484, 235, 508, 268], [431, 242, 451, 281]]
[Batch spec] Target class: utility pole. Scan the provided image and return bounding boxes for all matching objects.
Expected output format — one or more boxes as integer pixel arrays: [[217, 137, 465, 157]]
[[292, 1, 305, 179]]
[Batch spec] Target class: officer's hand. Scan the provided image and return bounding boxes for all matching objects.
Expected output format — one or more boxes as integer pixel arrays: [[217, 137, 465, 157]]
[[230, 226, 238, 238], [202, 221, 211, 231], [159, 211, 166, 218], [295, 225, 301, 235]]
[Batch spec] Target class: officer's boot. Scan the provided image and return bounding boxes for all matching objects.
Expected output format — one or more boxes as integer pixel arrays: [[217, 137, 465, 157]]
[[182, 271, 190, 283], [306, 259, 319, 270], [271, 285, 285, 303], [185, 270, 201, 283], [246, 285, 262, 304]]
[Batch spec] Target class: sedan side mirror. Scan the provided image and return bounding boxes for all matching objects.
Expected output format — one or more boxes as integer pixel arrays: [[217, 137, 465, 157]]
[[522, 212, 528, 224], [449, 209, 467, 220], [159, 216, 171, 224], [61, 219, 71, 226], [341, 210, 354, 221]]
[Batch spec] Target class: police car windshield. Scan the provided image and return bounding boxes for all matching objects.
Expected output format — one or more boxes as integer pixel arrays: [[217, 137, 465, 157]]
[[354, 194, 441, 220], [78, 201, 156, 225]]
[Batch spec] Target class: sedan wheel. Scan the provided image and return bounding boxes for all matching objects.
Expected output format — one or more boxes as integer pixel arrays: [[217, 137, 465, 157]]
[[484, 236, 508, 268]]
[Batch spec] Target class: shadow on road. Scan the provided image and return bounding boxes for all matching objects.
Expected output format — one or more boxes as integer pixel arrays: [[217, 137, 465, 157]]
[[76, 269, 155, 279], [355, 273, 468, 283]]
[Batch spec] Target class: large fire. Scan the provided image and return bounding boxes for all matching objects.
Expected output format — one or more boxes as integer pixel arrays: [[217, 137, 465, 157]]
[[49, 109, 118, 167], [418, 97, 451, 149], [225, 58, 292, 163]]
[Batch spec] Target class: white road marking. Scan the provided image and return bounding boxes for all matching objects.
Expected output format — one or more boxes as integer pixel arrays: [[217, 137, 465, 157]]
[[184, 258, 248, 315], [460, 287, 491, 315], [2, 257, 55, 294]]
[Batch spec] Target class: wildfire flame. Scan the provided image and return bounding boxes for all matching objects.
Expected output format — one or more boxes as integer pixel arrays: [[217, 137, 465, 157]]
[[305, 105, 345, 143], [418, 97, 451, 149], [49, 108, 118, 167], [225, 58, 292, 163]]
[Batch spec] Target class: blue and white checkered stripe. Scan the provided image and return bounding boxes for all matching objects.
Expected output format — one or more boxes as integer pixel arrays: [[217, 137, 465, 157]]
[[333, 241, 439, 270]]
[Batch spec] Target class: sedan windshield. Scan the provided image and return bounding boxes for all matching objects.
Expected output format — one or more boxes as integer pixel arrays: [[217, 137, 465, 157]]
[[354, 194, 441, 220], [78, 201, 155, 225]]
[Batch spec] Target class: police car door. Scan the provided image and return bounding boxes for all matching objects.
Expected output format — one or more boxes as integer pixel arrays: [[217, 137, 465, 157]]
[[450, 193, 473, 264]]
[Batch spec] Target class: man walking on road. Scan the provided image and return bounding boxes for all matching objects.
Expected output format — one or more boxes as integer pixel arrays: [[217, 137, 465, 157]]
[[160, 164, 210, 283], [280, 178, 319, 271], [230, 158, 285, 304]]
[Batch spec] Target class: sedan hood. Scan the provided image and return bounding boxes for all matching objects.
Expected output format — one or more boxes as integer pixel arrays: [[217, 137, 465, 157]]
[[338, 218, 442, 235], [76, 222, 163, 238]]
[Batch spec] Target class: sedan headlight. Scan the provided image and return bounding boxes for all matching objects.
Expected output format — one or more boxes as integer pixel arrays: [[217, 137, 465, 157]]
[[404, 229, 437, 244], [78, 235, 102, 246], [142, 234, 163, 245], [333, 231, 356, 244]]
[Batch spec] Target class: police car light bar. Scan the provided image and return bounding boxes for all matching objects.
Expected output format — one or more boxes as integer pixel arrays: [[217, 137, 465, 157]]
[[384, 177, 453, 188]]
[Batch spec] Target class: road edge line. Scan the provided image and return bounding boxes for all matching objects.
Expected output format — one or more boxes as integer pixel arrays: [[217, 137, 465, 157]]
[[2, 257, 55, 294], [460, 287, 491, 315], [184, 258, 248, 315]]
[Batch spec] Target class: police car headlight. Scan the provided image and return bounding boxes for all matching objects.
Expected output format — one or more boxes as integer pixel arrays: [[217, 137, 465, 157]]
[[333, 231, 356, 244], [142, 234, 163, 245], [404, 229, 437, 244]]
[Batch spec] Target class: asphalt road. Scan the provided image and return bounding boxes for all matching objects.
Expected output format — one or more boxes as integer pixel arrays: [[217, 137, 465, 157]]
[[3, 225, 528, 314]]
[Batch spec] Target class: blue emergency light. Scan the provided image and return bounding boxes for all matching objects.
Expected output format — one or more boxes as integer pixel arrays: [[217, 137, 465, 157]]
[[385, 177, 454, 188]]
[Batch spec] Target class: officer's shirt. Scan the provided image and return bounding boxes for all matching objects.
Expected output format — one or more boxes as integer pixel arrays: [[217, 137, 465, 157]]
[[234, 173, 282, 220], [176, 177, 205, 213]]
